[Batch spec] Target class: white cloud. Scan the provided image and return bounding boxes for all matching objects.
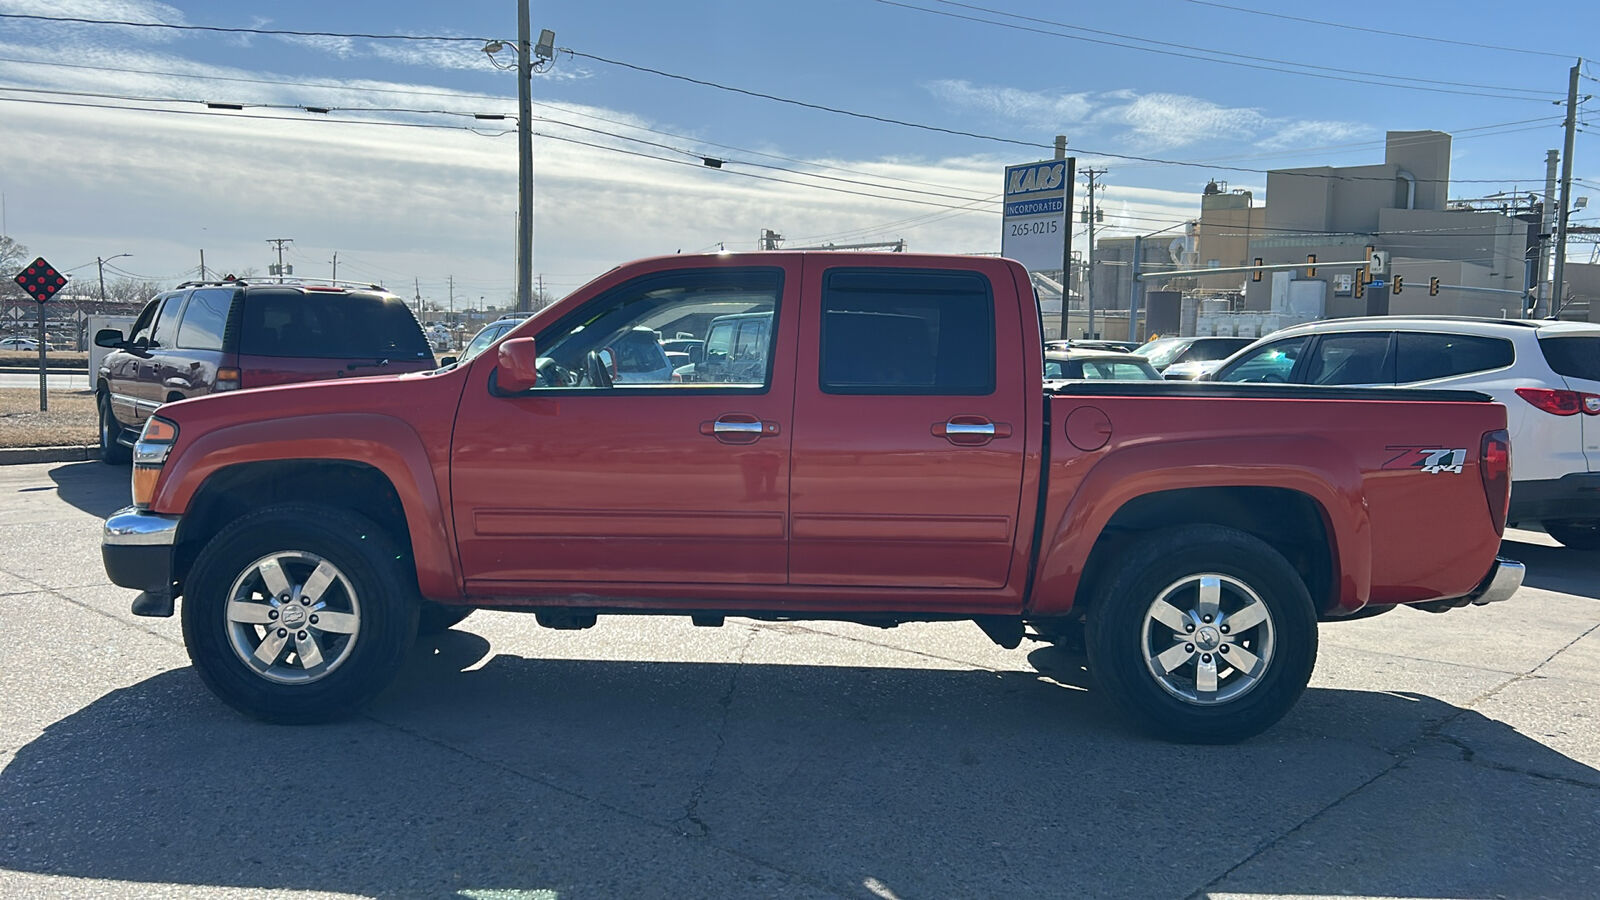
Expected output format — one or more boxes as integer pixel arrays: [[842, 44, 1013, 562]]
[[1094, 92, 1268, 149], [926, 79, 1092, 124], [1258, 119, 1369, 151]]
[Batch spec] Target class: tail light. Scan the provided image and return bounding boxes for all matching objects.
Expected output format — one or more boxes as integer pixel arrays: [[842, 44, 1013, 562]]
[[1515, 387, 1600, 416], [216, 366, 241, 392], [1479, 429, 1510, 535]]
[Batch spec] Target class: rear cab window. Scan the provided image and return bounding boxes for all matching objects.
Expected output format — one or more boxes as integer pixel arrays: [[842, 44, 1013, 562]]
[[240, 290, 430, 360], [819, 269, 994, 395]]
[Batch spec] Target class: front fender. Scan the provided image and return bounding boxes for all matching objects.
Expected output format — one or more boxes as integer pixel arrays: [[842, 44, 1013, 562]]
[[153, 413, 459, 599], [1030, 434, 1372, 616]]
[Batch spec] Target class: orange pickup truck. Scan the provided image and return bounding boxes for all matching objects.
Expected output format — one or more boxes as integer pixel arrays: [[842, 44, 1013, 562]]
[[101, 252, 1522, 742]]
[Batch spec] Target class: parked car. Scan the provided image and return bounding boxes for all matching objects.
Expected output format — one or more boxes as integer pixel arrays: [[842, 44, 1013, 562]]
[[95, 279, 434, 463], [102, 251, 1520, 743], [661, 338, 705, 365], [1132, 336, 1254, 374], [459, 314, 531, 363], [0, 336, 40, 352], [1044, 349, 1162, 380], [1208, 316, 1600, 549], [1161, 359, 1227, 381], [677, 311, 772, 384], [1045, 339, 1139, 353]]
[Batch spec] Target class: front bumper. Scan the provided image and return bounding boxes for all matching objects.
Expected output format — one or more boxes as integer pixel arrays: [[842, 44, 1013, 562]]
[[1508, 472, 1600, 525], [102, 506, 180, 617], [1415, 557, 1526, 613]]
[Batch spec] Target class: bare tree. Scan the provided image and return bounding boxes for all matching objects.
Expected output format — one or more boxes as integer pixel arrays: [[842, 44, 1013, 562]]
[[1, 234, 31, 331]]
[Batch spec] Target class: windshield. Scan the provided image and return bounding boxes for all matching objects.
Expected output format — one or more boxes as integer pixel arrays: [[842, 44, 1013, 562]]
[[460, 323, 511, 362], [1132, 338, 1189, 369]]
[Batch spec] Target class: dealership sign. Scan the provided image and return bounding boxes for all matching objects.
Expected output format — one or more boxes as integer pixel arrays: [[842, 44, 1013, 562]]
[[1001, 158, 1073, 273]]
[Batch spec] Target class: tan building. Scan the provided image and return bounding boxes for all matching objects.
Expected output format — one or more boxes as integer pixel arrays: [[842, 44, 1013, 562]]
[[1194, 183, 1263, 293]]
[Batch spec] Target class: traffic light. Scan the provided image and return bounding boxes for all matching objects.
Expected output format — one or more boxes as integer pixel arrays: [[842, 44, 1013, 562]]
[[1252, 257, 1263, 282], [1306, 254, 1317, 277], [1429, 276, 1440, 296], [1392, 275, 1404, 294], [1354, 268, 1366, 299]]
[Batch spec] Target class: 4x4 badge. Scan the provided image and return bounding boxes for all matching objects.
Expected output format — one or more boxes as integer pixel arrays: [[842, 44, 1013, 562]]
[[1384, 446, 1467, 474]]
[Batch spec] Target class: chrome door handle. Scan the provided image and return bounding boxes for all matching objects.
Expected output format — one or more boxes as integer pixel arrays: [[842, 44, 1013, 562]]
[[944, 422, 995, 436], [713, 421, 763, 434]]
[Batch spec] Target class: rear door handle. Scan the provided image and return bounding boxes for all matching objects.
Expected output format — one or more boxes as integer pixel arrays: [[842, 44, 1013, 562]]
[[700, 414, 781, 445], [932, 416, 1012, 446]]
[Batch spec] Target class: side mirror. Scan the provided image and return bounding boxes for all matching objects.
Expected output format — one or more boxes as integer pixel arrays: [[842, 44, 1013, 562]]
[[439, 356, 458, 367], [495, 337, 540, 393], [95, 328, 126, 349]]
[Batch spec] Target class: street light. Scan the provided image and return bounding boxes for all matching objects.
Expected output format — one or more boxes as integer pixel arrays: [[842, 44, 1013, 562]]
[[96, 253, 132, 302]]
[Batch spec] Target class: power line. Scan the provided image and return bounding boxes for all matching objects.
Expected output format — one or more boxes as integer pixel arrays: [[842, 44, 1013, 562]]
[[0, 94, 515, 135], [0, 83, 514, 120], [875, 0, 1557, 101], [566, 48, 1539, 185], [1183, 0, 1579, 61], [0, 12, 489, 43]]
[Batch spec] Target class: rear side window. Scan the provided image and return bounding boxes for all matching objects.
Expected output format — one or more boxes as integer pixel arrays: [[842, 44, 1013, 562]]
[[1303, 333, 1393, 386], [1539, 336, 1600, 381], [240, 290, 430, 359], [176, 288, 233, 351], [820, 269, 994, 395], [1396, 333, 1514, 383]]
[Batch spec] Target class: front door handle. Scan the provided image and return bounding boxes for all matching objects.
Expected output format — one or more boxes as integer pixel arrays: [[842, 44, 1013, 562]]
[[932, 416, 1012, 446], [700, 414, 781, 445]]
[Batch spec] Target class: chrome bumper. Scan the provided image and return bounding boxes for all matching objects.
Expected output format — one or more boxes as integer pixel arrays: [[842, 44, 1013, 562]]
[[102, 506, 182, 617], [1416, 557, 1525, 613]]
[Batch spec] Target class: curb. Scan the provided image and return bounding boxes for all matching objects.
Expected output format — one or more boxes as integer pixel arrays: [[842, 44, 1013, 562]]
[[0, 445, 99, 465]]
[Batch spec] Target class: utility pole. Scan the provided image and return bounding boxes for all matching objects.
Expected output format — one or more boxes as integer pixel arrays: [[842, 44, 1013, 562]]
[[1055, 135, 1074, 342], [1081, 167, 1106, 338], [760, 229, 783, 250], [414, 277, 422, 318], [199, 249, 207, 282], [515, 0, 534, 313], [96, 257, 108, 302], [448, 275, 455, 322], [1552, 59, 1581, 315], [536, 273, 544, 310], [1128, 235, 1143, 342], [331, 251, 338, 284], [266, 238, 293, 283], [1537, 149, 1558, 316]]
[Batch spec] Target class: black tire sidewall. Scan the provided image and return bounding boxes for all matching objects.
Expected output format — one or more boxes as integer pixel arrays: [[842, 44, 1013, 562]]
[[98, 393, 130, 464], [181, 505, 419, 724], [1086, 524, 1318, 743]]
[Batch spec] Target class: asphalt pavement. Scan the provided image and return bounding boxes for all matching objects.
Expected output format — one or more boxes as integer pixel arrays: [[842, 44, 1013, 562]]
[[0, 460, 1596, 899]]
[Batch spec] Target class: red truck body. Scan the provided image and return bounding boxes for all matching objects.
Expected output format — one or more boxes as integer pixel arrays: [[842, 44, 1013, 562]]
[[103, 252, 1521, 741]]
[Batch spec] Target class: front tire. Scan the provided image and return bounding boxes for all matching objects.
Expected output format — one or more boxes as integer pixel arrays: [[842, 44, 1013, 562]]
[[1085, 525, 1318, 743], [98, 392, 131, 464], [1544, 519, 1600, 551], [181, 505, 420, 724]]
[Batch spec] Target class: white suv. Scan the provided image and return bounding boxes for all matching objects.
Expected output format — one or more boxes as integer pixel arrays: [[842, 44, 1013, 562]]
[[1209, 317, 1600, 549]]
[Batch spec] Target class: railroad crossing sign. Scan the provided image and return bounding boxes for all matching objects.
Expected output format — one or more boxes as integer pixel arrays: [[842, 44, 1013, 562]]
[[13, 257, 67, 302]]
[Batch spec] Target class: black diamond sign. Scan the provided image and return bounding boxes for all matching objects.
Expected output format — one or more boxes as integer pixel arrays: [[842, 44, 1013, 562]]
[[14, 257, 67, 303]]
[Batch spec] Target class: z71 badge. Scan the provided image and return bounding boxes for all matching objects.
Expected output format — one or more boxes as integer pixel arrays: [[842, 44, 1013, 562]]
[[1384, 446, 1468, 474]]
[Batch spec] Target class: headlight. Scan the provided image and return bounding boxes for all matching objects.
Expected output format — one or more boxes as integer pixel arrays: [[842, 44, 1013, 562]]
[[131, 416, 179, 509]]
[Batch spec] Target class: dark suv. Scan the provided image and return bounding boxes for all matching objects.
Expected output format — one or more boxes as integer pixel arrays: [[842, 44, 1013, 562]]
[[96, 279, 434, 462]]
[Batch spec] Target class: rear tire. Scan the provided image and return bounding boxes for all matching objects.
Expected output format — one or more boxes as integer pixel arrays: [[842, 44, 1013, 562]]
[[1085, 524, 1318, 743], [1544, 519, 1600, 551], [98, 392, 131, 464], [181, 505, 420, 724]]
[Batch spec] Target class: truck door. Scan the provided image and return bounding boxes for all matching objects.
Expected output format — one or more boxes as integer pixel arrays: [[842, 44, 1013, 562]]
[[788, 260, 1029, 593], [451, 263, 799, 587]]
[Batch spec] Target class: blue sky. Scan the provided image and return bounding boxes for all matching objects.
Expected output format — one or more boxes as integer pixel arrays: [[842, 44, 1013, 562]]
[[0, 0, 1594, 306]]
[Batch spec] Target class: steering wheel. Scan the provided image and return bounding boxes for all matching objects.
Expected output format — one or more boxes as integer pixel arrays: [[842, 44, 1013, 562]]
[[585, 349, 615, 388]]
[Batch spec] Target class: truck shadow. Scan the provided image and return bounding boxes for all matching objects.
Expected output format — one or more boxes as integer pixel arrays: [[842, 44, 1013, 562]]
[[46, 459, 128, 519], [1, 631, 1594, 898]]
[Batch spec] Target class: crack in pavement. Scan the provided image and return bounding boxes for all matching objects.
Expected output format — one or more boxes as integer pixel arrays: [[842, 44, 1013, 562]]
[[675, 624, 759, 840]]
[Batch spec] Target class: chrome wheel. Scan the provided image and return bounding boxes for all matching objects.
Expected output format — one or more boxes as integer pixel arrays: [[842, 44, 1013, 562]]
[[224, 551, 361, 685], [1141, 573, 1275, 706]]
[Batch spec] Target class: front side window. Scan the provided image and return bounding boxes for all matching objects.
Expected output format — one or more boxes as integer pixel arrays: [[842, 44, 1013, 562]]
[[1396, 332, 1514, 383], [819, 268, 994, 395], [1213, 336, 1308, 383], [532, 268, 782, 390], [1303, 333, 1394, 386], [176, 288, 233, 351], [127, 298, 161, 344], [149, 293, 187, 347]]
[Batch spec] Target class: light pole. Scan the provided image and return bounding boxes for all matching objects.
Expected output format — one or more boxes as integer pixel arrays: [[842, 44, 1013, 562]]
[[1126, 222, 1190, 343], [96, 253, 132, 302], [483, 9, 555, 314]]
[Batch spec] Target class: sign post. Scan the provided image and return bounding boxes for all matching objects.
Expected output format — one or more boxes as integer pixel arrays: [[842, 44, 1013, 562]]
[[12, 257, 68, 411], [1001, 157, 1074, 337]]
